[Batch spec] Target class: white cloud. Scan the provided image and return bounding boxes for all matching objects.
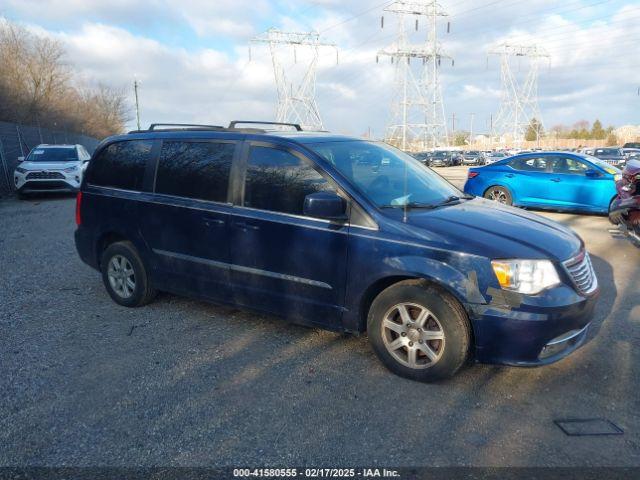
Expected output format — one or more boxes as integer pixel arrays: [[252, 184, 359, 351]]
[[177, 0, 270, 38]]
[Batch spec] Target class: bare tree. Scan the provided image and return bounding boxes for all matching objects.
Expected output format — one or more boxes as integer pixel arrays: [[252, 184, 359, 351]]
[[0, 19, 130, 138]]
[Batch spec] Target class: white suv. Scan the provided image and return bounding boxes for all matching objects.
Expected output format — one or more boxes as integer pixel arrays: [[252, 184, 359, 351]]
[[14, 144, 91, 198]]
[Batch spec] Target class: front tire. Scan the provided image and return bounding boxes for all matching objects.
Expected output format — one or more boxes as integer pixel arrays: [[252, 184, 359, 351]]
[[484, 185, 513, 206], [367, 280, 471, 382], [101, 241, 157, 307]]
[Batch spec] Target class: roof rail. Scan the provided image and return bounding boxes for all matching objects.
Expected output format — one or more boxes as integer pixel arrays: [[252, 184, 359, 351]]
[[148, 123, 225, 131], [228, 120, 302, 131]]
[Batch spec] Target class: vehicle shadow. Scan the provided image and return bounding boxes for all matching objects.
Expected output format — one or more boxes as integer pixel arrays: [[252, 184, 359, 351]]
[[17, 192, 77, 202]]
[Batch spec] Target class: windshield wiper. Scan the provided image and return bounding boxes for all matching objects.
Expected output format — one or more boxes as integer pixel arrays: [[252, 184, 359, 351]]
[[381, 195, 473, 210], [435, 195, 473, 206], [380, 202, 439, 210]]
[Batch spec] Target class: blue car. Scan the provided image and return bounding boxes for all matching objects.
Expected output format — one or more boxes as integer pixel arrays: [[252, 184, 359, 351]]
[[463, 152, 620, 214], [75, 122, 598, 382]]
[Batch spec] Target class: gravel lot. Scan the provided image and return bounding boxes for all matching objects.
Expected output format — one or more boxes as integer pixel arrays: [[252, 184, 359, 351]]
[[1, 168, 639, 468]]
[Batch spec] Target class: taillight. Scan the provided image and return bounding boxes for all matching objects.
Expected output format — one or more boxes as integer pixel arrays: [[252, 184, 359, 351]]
[[468, 171, 480, 178], [75, 191, 82, 226]]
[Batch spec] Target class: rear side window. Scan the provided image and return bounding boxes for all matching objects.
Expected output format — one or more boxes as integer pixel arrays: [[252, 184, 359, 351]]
[[510, 157, 549, 172], [86, 140, 153, 190], [243, 146, 333, 215], [155, 141, 235, 202]]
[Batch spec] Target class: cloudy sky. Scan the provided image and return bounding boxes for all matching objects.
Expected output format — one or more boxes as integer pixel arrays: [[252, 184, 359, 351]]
[[3, 0, 639, 137]]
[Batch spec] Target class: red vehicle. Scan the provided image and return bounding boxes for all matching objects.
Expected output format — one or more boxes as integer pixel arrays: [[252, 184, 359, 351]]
[[609, 160, 640, 247]]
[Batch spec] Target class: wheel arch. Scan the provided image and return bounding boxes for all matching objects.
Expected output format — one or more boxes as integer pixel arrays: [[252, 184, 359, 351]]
[[483, 183, 515, 204], [94, 231, 129, 270], [609, 194, 619, 213], [357, 274, 472, 334]]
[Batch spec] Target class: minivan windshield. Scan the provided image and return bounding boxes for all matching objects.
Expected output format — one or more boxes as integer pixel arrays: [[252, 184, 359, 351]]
[[26, 147, 78, 162], [308, 141, 463, 208]]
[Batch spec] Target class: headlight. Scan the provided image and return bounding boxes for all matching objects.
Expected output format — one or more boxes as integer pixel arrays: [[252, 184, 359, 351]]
[[63, 166, 78, 173], [491, 259, 560, 295], [15, 167, 27, 174]]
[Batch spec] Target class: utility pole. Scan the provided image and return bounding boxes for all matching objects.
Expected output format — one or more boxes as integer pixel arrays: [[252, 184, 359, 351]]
[[250, 28, 337, 130], [378, 0, 452, 151], [488, 42, 549, 147], [134, 79, 141, 131], [451, 112, 455, 135], [469, 112, 475, 147]]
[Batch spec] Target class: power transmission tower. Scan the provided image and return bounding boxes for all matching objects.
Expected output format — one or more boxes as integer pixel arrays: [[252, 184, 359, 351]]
[[488, 43, 550, 146], [250, 28, 337, 130], [378, 1, 452, 151]]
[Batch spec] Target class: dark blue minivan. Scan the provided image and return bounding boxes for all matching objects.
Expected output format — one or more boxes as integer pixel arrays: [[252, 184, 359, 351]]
[[75, 122, 599, 381]]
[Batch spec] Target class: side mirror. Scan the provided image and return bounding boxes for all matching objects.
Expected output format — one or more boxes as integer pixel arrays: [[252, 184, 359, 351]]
[[585, 169, 601, 178], [303, 191, 347, 221], [18, 156, 24, 162]]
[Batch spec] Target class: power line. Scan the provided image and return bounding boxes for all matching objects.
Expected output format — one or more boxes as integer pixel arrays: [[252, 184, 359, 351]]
[[448, 0, 616, 40], [518, 10, 640, 47], [450, 0, 526, 18], [320, 1, 393, 33]]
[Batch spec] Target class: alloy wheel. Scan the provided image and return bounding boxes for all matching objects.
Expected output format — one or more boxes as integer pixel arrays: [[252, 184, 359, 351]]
[[381, 302, 445, 369], [488, 188, 508, 204], [107, 254, 136, 299]]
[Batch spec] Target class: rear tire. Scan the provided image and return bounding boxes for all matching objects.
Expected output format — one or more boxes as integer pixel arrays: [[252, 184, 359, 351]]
[[101, 241, 157, 307], [484, 185, 513, 206], [367, 280, 471, 382]]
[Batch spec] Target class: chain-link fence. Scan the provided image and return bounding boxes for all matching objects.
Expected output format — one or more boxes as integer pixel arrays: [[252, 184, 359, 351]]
[[0, 121, 100, 197]]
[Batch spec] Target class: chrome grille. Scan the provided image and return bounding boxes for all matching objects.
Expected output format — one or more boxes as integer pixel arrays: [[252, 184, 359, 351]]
[[26, 171, 64, 180], [563, 251, 598, 296]]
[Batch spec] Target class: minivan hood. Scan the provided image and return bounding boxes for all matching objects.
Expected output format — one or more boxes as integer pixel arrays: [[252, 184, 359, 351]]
[[388, 198, 582, 262], [20, 161, 80, 170]]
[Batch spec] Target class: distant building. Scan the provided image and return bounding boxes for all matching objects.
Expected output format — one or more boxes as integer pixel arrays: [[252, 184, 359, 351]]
[[615, 125, 640, 143]]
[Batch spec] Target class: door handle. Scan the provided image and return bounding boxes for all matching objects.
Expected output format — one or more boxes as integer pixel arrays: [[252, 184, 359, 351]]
[[550, 178, 561, 182], [505, 174, 514, 178], [234, 221, 260, 231], [203, 217, 225, 227]]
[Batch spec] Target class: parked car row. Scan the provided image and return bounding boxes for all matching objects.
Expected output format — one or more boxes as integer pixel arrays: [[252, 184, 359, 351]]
[[411, 150, 492, 167], [409, 145, 639, 170], [411, 149, 542, 167]]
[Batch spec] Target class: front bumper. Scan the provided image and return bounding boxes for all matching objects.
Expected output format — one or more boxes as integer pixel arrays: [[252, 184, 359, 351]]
[[15, 171, 81, 193], [470, 285, 599, 366]]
